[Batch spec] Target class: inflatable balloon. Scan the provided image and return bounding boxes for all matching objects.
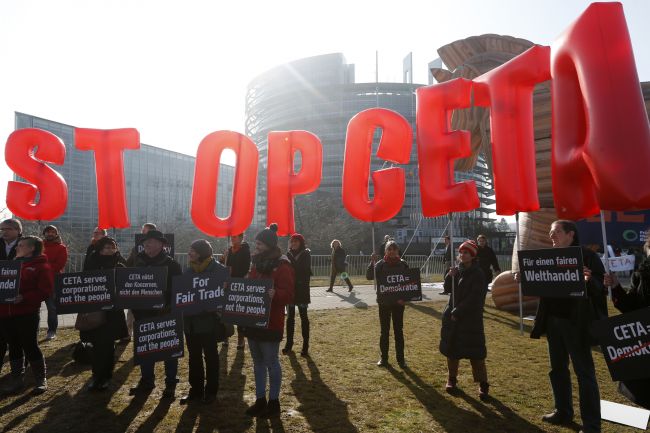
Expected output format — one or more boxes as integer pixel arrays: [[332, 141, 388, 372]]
[[551, 2, 650, 220], [267, 131, 322, 236], [342, 108, 412, 222], [191, 131, 258, 237], [473, 45, 550, 215], [75, 128, 140, 228], [5, 128, 68, 220], [416, 78, 479, 217]]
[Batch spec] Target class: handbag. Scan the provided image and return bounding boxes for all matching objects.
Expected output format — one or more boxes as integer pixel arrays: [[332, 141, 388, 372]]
[[74, 311, 107, 331]]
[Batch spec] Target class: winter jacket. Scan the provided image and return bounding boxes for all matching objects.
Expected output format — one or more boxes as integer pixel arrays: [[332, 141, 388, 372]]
[[0, 239, 18, 260], [476, 245, 500, 282], [221, 242, 251, 278], [0, 255, 53, 318], [439, 261, 487, 360], [243, 247, 295, 341], [331, 247, 347, 273], [183, 258, 228, 335], [288, 248, 312, 305], [131, 251, 183, 320], [530, 247, 607, 342], [366, 258, 409, 304], [43, 239, 68, 274]]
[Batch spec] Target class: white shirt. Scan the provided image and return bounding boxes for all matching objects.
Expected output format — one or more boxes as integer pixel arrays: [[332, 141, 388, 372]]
[[4, 239, 17, 257]]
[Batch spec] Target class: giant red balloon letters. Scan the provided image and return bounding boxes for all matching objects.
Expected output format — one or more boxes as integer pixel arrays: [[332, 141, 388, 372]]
[[4, 3, 650, 232]]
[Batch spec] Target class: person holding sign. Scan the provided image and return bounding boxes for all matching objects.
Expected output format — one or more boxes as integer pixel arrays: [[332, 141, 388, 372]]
[[0, 236, 53, 394], [439, 240, 490, 400], [521, 220, 606, 433], [283, 233, 312, 357], [243, 223, 295, 418], [129, 230, 182, 398], [366, 240, 409, 368], [327, 240, 353, 293], [180, 239, 227, 405], [604, 245, 650, 409], [81, 237, 127, 391], [220, 233, 251, 349], [0, 218, 22, 378]]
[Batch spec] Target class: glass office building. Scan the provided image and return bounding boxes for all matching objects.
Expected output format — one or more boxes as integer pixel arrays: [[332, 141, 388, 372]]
[[13, 112, 234, 249]]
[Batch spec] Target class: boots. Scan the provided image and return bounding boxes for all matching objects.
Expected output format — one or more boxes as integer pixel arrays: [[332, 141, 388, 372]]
[[479, 382, 490, 401], [2, 358, 25, 394], [30, 358, 47, 394], [245, 398, 267, 417], [445, 376, 457, 393]]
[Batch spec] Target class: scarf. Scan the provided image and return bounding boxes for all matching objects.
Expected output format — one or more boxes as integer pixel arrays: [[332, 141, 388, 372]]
[[252, 246, 282, 275], [383, 255, 402, 266], [190, 256, 213, 273]]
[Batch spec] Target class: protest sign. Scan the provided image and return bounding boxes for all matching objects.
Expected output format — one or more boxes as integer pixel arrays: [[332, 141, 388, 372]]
[[603, 254, 635, 273], [134, 233, 175, 256], [222, 278, 273, 327], [517, 246, 585, 297], [54, 269, 114, 314], [0, 260, 21, 303], [376, 268, 422, 303], [114, 267, 167, 309], [133, 314, 184, 365], [592, 307, 650, 382], [171, 266, 229, 316]]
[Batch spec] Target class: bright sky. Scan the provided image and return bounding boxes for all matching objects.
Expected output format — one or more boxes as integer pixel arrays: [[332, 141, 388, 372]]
[[1, 0, 649, 219]]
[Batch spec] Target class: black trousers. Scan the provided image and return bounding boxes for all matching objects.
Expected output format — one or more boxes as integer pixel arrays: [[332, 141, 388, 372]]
[[88, 324, 116, 382], [285, 305, 309, 350], [329, 271, 352, 289], [378, 304, 405, 362], [0, 331, 6, 368], [185, 331, 219, 395], [1, 313, 43, 363]]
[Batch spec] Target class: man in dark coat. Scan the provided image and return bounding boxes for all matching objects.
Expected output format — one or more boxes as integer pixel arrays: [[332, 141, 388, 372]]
[[128, 230, 182, 398], [0, 218, 21, 372], [283, 233, 312, 356], [476, 234, 501, 283]]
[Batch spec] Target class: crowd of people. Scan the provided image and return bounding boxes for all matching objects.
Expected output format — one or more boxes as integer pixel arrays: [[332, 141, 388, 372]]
[[0, 216, 647, 432]]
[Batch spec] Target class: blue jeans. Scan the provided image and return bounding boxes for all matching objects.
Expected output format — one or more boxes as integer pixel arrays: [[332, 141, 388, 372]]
[[45, 295, 58, 333], [546, 316, 601, 433], [139, 358, 178, 386], [248, 338, 281, 400]]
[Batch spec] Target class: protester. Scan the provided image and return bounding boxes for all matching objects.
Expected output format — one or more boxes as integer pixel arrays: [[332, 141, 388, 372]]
[[129, 230, 183, 398], [84, 227, 107, 270], [81, 237, 127, 391], [439, 240, 490, 400], [283, 233, 312, 357], [520, 220, 606, 433], [0, 218, 22, 374], [439, 235, 453, 295], [603, 240, 650, 409], [327, 239, 353, 293], [220, 233, 251, 349], [0, 236, 53, 394], [42, 225, 68, 341], [180, 239, 228, 405], [243, 223, 294, 418], [476, 234, 501, 283], [367, 240, 408, 368]]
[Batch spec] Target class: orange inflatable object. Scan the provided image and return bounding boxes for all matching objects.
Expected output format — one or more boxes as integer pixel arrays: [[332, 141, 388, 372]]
[[491, 271, 538, 314]]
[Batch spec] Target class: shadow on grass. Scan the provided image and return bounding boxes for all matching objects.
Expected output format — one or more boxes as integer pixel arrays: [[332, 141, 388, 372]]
[[288, 353, 358, 433], [388, 366, 547, 433], [407, 302, 443, 320], [255, 416, 286, 433], [332, 292, 368, 309]]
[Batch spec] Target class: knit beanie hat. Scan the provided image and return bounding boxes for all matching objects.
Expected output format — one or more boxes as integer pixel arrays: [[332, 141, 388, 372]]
[[256, 223, 279, 249], [459, 240, 478, 257], [190, 239, 213, 260]]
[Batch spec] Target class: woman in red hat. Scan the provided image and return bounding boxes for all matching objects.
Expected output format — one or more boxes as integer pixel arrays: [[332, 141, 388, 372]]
[[439, 240, 490, 400]]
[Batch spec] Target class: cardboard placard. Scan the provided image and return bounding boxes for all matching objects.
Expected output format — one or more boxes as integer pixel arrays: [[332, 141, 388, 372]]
[[592, 307, 650, 382], [54, 269, 115, 314], [114, 267, 168, 309], [134, 233, 175, 257], [133, 314, 184, 365], [603, 254, 635, 273], [517, 246, 586, 298], [376, 268, 422, 303], [222, 278, 273, 328], [171, 266, 229, 316], [0, 260, 21, 304]]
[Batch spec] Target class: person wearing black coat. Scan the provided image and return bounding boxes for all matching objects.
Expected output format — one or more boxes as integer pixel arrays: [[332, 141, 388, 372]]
[[81, 237, 127, 391], [83, 227, 107, 271], [604, 251, 650, 410], [522, 220, 606, 433], [220, 233, 251, 349], [367, 241, 408, 368], [476, 234, 501, 283], [440, 240, 489, 400], [283, 233, 312, 356], [0, 218, 21, 375], [327, 240, 353, 292]]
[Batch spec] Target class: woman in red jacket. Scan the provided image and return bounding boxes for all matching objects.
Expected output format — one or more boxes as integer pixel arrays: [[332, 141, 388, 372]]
[[243, 223, 295, 418], [0, 236, 53, 394]]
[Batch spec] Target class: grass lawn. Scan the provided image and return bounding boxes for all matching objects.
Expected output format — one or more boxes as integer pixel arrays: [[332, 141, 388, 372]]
[[0, 299, 642, 433]]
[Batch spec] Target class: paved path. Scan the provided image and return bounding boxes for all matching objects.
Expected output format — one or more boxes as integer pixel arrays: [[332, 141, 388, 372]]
[[39, 282, 449, 330]]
